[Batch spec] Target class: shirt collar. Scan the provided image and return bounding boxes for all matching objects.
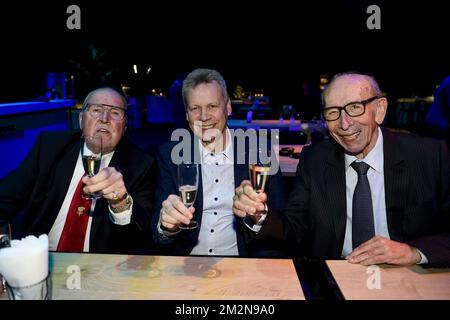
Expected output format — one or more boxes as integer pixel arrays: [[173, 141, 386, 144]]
[[82, 143, 115, 168], [198, 128, 233, 162], [344, 126, 384, 173]]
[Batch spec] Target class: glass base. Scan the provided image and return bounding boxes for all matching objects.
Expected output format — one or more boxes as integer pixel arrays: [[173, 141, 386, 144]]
[[178, 221, 199, 230]]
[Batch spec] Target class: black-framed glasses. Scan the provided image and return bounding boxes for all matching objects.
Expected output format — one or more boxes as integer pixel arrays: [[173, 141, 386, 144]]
[[322, 96, 382, 121], [83, 103, 127, 121]]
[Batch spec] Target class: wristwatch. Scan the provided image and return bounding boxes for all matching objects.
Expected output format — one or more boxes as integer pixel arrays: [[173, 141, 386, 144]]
[[109, 193, 133, 213]]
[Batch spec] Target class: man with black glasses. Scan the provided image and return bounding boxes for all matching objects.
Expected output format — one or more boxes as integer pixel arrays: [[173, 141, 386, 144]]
[[0, 87, 156, 254], [233, 72, 450, 267]]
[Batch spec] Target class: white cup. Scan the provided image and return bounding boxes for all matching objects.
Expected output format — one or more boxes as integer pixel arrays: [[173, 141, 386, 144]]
[[6, 273, 51, 300]]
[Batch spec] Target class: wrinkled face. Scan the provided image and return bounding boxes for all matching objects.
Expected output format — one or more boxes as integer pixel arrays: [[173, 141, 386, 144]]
[[185, 81, 231, 148], [79, 90, 127, 154], [324, 75, 387, 159]]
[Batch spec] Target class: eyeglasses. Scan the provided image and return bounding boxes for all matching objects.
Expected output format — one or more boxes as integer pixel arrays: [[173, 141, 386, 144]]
[[322, 96, 382, 121], [83, 103, 127, 121]]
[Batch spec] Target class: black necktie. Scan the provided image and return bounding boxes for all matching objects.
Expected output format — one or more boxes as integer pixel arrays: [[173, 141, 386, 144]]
[[351, 161, 375, 249]]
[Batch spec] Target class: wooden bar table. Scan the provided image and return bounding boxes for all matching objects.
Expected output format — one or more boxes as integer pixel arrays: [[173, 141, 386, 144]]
[[0, 253, 304, 300], [326, 260, 450, 300]]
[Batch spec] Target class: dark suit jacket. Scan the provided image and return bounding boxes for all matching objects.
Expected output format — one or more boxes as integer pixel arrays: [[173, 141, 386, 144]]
[[254, 128, 450, 267], [151, 132, 287, 256], [0, 131, 156, 254]]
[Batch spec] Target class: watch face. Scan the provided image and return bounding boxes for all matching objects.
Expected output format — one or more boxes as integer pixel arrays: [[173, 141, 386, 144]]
[[111, 195, 132, 213], [109, 193, 128, 204]]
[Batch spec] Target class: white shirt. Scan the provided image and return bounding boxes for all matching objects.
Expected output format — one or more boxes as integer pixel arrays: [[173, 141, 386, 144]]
[[48, 144, 133, 252], [342, 127, 389, 257], [190, 129, 238, 256], [342, 127, 427, 263], [158, 129, 239, 256]]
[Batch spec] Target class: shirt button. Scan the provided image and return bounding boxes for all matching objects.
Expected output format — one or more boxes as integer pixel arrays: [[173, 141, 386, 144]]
[[214, 212, 217, 215], [215, 179, 219, 183], [210, 153, 214, 156], [210, 229, 214, 233], [214, 197, 218, 201], [209, 249, 213, 253], [216, 162, 219, 166]]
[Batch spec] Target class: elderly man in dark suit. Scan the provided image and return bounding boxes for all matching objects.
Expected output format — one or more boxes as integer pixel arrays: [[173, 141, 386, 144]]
[[0, 87, 156, 254], [233, 72, 450, 267]]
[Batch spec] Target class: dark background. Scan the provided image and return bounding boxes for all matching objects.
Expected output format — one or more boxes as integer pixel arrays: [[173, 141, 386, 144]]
[[0, 0, 448, 104]]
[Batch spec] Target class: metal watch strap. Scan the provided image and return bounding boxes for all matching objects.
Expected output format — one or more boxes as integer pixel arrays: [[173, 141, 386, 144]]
[[110, 194, 132, 213]]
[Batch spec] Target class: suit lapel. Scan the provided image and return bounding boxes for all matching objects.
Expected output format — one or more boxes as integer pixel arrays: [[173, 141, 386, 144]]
[[325, 142, 347, 254], [107, 141, 127, 178], [233, 136, 249, 255], [234, 137, 249, 186], [382, 129, 408, 241], [89, 138, 133, 246], [23, 133, 81, 235], [234, 163, 248, 190], [194, 162, 204, 233], [47, 136, 80, 229], [188, 136, 203, 242]]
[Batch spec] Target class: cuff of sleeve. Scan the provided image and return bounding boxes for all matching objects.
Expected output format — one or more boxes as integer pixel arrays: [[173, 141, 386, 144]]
[[243, 204, 268, 233], [157, 215, 180, 243], [108, 203, 133, 225], [417, 249, 429, 265]]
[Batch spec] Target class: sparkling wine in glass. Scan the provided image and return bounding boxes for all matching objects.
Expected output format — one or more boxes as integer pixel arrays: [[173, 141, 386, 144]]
[[248, 148, 271, 214], [177, 163, 199, 230], [249, 148, 272, 192], [249, 164, 270, 193], [81, 134, 103, 199]]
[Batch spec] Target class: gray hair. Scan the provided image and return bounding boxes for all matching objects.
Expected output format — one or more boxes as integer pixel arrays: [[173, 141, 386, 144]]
[[182, 68, 229, 109], [82, 87, 128, 109], [322, 72, 382, 106]]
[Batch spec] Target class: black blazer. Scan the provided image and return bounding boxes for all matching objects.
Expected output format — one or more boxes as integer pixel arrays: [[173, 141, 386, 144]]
[[255, 128, 450, 267], [151, 132, 287, 256], [0, 131, 156, 254]]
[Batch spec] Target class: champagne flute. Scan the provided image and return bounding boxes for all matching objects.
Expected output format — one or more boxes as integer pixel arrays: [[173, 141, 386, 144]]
[[81, 134, 103, 199], [177, 163, 199, 230], [0, 220, 12, 293], [249, 148, 271, 213], [249, 148, 271, 193]]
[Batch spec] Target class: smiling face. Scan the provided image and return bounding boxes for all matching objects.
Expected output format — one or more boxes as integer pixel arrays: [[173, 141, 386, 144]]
[[185, 81, 231, 149], [79, 89, 127, 154], [324, 75, 387, 159]]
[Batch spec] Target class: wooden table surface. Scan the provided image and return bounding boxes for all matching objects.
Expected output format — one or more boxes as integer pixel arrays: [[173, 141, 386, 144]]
[[1, 253, 304, 300], [3, 254, 449, 300], [327, 260, 450, 300]]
